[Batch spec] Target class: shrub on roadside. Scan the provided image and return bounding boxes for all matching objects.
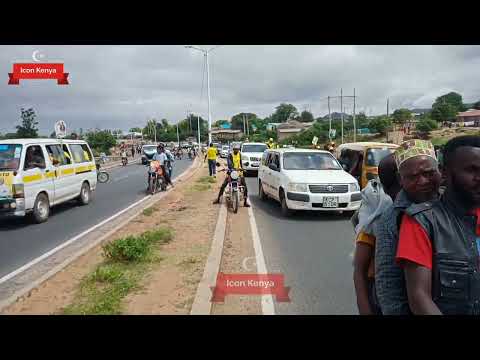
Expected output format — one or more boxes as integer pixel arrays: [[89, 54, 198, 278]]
[[103, 235, 150, 262]]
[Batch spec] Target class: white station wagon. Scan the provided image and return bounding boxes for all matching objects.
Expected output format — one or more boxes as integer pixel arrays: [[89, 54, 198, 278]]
[[258, 148, 361, 217]]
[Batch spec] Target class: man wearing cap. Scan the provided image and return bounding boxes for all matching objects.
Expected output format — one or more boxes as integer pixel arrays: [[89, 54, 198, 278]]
[[375, 139, 442, 315], [395, 136, 480, 315], [213, 143, 250, 207]]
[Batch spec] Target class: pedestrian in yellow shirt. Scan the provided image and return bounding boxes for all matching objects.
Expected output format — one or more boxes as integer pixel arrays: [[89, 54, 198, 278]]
[[204, 143, 218, 177]]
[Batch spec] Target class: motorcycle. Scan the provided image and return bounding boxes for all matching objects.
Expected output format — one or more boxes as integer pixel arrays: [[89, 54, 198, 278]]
[[220, 168, 244, 214], [146, 160, 167, 194], [96, 163, 110, 183]]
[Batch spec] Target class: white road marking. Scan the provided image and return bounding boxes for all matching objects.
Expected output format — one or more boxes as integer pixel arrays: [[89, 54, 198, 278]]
[[248, 203, 275, 315], [0, 195, 151, 285]]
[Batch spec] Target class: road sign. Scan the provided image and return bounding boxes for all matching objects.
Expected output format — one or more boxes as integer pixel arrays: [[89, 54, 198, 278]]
[[55, 120, 67, 138], [329, 129, 336, 139], [312, 136, 318, 145]]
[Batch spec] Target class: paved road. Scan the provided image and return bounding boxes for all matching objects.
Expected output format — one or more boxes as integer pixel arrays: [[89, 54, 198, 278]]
[[0, 159, 192, 278], [245, 176, 358, 315]]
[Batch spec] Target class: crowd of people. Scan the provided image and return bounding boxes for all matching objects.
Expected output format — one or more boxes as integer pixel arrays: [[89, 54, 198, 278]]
[[353, 135, 480, 315]]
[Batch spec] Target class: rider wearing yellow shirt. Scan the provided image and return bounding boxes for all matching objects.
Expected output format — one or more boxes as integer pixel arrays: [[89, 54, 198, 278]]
[[213, 144, 250, 207]]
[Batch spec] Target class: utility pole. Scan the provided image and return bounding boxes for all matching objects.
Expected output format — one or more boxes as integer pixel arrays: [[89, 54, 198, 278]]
[[246, 114, 250, 137], [243, 114, 246, 135], [353, 88, 356, 142], [176, 122, 180, 147], [197, 114, 201, 146], [340, 88, 344, 144], [328, 96, 332, 141]]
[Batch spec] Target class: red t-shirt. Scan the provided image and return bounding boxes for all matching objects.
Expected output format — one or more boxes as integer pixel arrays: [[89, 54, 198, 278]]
[[396, 208, 480, 269]]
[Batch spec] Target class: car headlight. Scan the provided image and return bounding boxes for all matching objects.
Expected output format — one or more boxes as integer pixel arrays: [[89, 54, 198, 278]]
[[349, 182, 360, 192], [287, 183, 308, 193], [242, 155, 248, 162]]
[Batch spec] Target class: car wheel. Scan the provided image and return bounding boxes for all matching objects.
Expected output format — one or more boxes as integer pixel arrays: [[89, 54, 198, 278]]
[[259, 180, 267, 201], [78, 182, 91, 205], [32, 193, 50, 223], [280, 191, 294, 217]]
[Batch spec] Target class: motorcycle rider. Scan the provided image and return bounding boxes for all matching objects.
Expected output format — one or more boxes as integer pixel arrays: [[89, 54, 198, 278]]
[[165, 147, 174, 179], [213, 144, 250, 207], [121, 149, 128, 165], [152, 144, 173, 188]]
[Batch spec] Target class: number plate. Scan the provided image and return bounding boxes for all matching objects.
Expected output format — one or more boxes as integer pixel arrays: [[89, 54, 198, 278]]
[[252, 162, 259, 167], [323, 196, 338, 208]]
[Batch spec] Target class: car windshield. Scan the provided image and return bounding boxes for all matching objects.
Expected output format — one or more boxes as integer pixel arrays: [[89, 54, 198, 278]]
[[283, 152, 342, 170], [0, 144, 22, 171], [242, 144, 267, 153], [366, 148, 395, 167], [222, 146, 229, 150], [143, 146, 156, 152]]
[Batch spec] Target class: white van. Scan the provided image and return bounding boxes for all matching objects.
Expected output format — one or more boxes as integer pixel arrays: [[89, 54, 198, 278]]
[[240, 142, 268, 175], [258, 148, 361, 217], [0, 139, 97, 223]]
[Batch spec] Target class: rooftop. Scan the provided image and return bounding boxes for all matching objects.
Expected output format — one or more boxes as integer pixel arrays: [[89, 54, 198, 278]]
[[458, 110, 480, 117]]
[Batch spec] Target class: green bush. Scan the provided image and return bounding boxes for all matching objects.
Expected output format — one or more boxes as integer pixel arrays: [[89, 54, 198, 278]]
[[142, 228, 173, 245], [90, 263, 124, 283], [103, 235, 150, 262], [416, 118, 438, 133]]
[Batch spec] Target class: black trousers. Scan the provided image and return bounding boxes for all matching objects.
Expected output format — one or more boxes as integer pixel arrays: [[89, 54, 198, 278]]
[[161, 165, 172, 185], [218, 175, 248, 199]]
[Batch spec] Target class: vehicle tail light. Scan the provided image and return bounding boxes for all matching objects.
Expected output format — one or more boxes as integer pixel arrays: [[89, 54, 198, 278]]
[[13, 184, 24, 199]]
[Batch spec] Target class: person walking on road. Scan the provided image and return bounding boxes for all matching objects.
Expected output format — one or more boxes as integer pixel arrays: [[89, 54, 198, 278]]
[[353, 154, 400, 315], [375, 139, 441, 315], [205, 143, 218, 177], [395, 136, 480, 315]]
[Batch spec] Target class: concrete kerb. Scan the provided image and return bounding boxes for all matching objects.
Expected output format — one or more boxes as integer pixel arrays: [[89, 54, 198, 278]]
[[0, 157, 202, 313], [190, 202, 227, 315]]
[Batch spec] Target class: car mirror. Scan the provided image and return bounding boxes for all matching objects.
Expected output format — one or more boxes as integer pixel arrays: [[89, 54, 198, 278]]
[[269, 163, 278, 171], [342, 164, 348, 171]]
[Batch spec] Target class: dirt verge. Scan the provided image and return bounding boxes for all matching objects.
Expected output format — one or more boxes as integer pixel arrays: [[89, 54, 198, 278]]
[[2, 159, 223, 315]]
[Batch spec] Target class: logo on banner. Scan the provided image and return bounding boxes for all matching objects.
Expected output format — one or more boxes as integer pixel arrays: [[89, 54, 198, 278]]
[[55, 121, 67, 138], [210, 273, 291, 303], [8, 51, 69, 85]]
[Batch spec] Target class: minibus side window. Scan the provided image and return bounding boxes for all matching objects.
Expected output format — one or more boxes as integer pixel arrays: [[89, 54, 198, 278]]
[[81, 144, 93, 162], [24, 145, 46, 170], [62, 145, 72, 165], [69, 144, 91, 163]]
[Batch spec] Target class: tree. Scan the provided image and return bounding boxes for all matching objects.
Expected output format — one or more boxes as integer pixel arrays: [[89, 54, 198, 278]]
[[129, 127, 142, 133], [86, 130, 117, 155], [299, 110, 314, 123], [416, 118, 438, 134], [431, 92, 465, 122], [356, 112, 369, 129], [270, 103, 298, 123], [473, 101, 480, 110], [368, 116, 392, 135], [16, 107, 39, 138], [392, 108, 412, 124], [231, 113, 258, 131], [214, 120, 229, 128]]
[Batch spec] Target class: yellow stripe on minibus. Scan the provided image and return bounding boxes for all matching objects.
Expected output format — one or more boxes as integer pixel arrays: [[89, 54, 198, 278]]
[[45, 172, 56, 179], [23, 174, 43, 183], [61, 168, 75, 176]]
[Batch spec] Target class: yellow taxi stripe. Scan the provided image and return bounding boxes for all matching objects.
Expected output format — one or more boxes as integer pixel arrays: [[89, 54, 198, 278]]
[[23, 174, 43, 183], [61, 168, 75, 176], [45, 172, 56, 179]]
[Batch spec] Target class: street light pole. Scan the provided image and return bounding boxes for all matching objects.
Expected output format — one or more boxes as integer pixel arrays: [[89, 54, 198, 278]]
[[197, 114, 201, 146], [205, 52, 212, 145], [176, 123, 180, 147], [185, 45, 223, 145]]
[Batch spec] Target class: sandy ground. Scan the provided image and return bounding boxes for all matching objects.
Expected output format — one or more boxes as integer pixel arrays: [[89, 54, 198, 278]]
[[211, 174, 262, 315], [3, 160, 221, 315]]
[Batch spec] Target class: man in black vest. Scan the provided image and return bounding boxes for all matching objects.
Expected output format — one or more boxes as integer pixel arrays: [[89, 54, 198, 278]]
[[396, 135, 480, 315]]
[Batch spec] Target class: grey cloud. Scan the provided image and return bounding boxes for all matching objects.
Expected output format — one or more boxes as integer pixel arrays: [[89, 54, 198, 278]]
[[1, 45, 479, 135]]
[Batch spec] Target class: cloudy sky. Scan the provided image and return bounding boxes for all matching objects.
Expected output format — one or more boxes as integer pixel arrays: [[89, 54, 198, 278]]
[[1, 45, 479, 135]]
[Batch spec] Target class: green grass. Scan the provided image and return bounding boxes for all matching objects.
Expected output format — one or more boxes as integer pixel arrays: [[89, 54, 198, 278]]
[[142, 207, 155, 216], [63, 227, 173, 315], [190, 183, 211, 192], [197, 176, 216, 184], [431, 137, 449, 146]]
